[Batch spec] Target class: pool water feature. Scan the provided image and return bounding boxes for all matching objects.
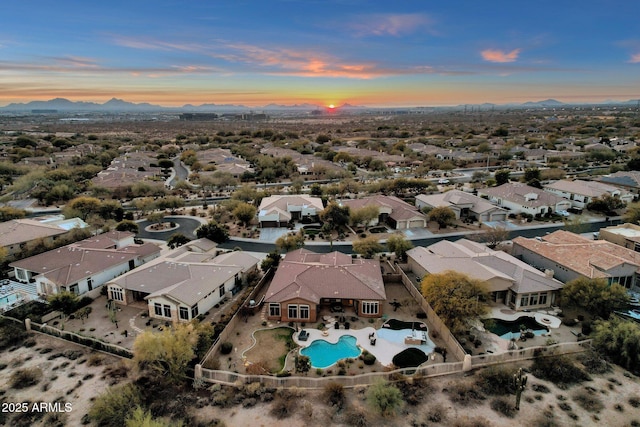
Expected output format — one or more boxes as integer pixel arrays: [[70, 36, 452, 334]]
[[300, 335, 361, 369], [483, 316, 548, 340]]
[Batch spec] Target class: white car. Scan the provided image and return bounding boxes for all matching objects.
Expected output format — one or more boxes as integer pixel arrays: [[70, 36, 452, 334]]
[[438, 178, 450, 184], [557, 210, 570, 217]]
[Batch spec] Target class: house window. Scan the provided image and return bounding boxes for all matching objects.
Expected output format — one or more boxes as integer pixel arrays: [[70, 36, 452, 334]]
[[154, 303, 162, 316], [269, 303, 281, 317], [191, 304, 199, 318], [16, 269, 27, 282], [219, 284, 226, 298], [520, 296, 529, 307], [539, 293, 548, 306], [70, 284, 79, 295], [288, 304, 298, 319], [362, 301, 379, 315], [163, 305, 171, 318], [110, 287, 124, 302], [87, 277, 93, 291], [299, 305, 310, 319], [529, 294, 538, 306], [179, 307, 189, 320]]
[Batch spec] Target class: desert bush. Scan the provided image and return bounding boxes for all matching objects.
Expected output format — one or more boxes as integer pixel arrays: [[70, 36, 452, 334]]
[[530, 355, 591, 389], [89, 383, 142, 427], [444, 380, 485, 406], [531, 383, 551, 393], [323, 382, 345, 409], [490, 397, 516, 418], [476, 366, 514, 396], [9, 367, 42, 389], [270, 397, 296, 419], [344, 407, 368, 427], [0, 319, 28, 350], [629, 396, 640, 408], [220, 342, 233, 354], [532, 409, 561, 427], [450, 416, 492, 427], [87, 354, 104, 367], [572, 388, 604, 412], [423, 403, 446, 423], [578, 349, 610, 374], [366, 380, 403, 417], [397, 375, 433, 406]]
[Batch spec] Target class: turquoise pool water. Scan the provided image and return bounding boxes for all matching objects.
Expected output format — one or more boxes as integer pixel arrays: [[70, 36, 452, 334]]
[[0, 293, 19, 310], [300, 335, 361, 369]]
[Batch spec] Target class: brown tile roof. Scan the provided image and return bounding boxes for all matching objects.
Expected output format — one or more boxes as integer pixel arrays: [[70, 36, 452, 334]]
[[11, 242, 160, 286], [340, 195, 426, 222], [480, 183, 566, 208], [265, 249, 386, 304], [513, 230, 640, 279], [0, 219, 68, 247], [407, 239, 562, 294]]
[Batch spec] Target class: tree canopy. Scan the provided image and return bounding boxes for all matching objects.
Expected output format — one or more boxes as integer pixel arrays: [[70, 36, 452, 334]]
[[559, 277, 629, 319], [592, 317, 640, 374], [320, 202, 350, 230], [352, 235, 383, 259], [275, 230, 305, 253], [386, 234, 413, 261], [587, 194, 626, 214], [132, 321, 211, 384], [196, 220, 229, 243], [427, 206, 456, 229], [233, 202, 257, 227], [421, 271, 489, 334]]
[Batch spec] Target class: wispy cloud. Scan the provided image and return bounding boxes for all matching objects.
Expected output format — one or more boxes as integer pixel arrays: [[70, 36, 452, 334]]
[[347, 13, 435, 37], [630, 53, 640, 63], [481, 48, 521, 63]]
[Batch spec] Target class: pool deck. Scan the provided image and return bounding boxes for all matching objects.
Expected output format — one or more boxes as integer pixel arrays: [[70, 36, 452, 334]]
[[294, 324, 431, 367], [487, 306, 562, 329]]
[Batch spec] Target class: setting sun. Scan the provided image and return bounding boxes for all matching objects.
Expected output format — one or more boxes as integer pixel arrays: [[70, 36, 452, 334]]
[[328, 104, 335, 109]]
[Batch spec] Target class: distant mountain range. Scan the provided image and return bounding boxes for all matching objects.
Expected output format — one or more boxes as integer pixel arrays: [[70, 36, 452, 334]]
[[1, 97, 638, 113]]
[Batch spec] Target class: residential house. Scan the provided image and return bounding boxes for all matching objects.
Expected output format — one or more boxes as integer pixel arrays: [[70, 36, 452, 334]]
[[599, 171, 640, 195], [107, 239, 260, 322], [0, 216, 87, 260], [512, 230, 640, 291], [543, 179, 633, 208], [407, 239, 563, 311], [415, 190, 508, 223], [340, 195, 427, 229], [257, 195, 324, 228], [264, 249, 386, 322], [10, 231, 160, 297], [478, 183, 571, 217], [598, 223, 640, 252]]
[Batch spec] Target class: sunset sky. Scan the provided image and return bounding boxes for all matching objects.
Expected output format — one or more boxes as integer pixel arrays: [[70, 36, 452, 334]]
[[1, 0, 639, 107]]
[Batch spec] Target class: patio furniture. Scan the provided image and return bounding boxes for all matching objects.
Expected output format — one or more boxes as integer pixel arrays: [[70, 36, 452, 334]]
[[298, 330, 309, 341], [370, 338, 376, 346]]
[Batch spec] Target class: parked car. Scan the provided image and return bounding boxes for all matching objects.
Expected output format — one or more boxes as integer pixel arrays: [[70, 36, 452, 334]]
[[557, 210, 570, 217], [438, 178, 450, 184]]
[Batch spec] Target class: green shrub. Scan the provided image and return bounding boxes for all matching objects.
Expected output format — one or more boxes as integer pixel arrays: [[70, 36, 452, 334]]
[[530, 355, 591, 389], [220, 342, 233, 354], [366, 381, 403, 417], [363, 352, 376, 365], [88, 383, 142, 427], [476, 366, 515, 396], [572, 388, 604, 412]]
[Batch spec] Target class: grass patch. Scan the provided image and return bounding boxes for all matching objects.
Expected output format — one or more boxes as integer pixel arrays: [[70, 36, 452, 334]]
[[245, 327, 294, 373]]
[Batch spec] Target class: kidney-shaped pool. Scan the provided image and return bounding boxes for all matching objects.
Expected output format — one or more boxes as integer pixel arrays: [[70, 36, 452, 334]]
[[300, 335, 361, 369]]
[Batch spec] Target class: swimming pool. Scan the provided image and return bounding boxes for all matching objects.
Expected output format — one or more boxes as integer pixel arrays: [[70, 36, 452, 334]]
[[483, 316, 548, 340], [0, 293, 20, 311], [300, 335, 361, 369]]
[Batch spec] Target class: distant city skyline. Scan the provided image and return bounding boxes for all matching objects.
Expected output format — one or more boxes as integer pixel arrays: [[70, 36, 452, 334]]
[[1, 1, 639, 108]]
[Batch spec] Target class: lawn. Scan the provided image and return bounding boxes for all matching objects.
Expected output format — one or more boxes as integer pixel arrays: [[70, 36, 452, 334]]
[[243, 327, 294, 374]]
